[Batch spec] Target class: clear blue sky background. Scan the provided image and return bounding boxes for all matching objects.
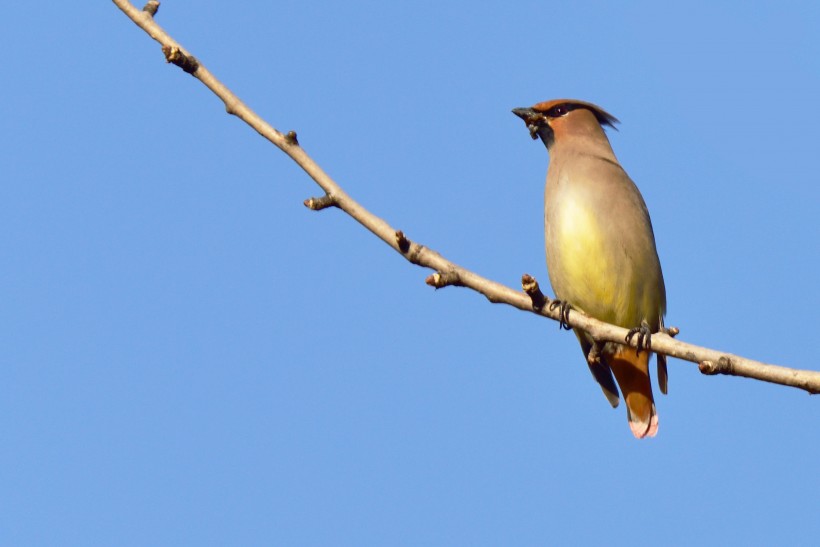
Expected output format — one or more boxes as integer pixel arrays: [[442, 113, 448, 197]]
[[2, 2, 819, 545]]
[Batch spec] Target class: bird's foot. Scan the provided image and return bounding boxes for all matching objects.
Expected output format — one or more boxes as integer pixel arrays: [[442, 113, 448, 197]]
[[548, 299, 572, 330], [626, 320, 653, 354]]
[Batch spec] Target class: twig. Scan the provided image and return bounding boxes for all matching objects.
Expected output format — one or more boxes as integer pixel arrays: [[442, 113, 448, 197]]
[[111, 1, 820, 395]]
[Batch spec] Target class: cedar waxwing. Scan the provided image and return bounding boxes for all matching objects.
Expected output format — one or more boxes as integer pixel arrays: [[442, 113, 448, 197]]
[[513, 99, 667, 438]]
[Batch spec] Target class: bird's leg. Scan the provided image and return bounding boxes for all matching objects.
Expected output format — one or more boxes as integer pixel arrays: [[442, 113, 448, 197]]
[[548, 299, 572, 330], [626, 320, 653, 354]]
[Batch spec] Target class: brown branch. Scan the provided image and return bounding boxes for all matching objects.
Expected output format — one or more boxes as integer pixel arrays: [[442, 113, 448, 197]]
[[521, 274, 548, 312], [111, 1, 820, 396], [303, 195, 337, 211]]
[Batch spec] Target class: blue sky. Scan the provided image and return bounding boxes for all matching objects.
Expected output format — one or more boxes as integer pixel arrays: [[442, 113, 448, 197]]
[[2, 1, 819, 545]]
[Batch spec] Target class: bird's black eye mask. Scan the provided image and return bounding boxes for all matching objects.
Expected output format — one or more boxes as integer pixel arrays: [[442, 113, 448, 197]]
[[542, 103, 581, 118], [537, 103, 619, 130], [522, 104, 581, 139]]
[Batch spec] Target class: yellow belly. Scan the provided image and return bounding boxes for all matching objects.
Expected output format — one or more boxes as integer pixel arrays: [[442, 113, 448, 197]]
[[548, 195, 644, 327]]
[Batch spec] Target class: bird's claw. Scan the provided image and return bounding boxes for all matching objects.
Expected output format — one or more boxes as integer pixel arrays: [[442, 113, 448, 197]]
[[548, 299, 572, 330], [626, 320, 653, 354]]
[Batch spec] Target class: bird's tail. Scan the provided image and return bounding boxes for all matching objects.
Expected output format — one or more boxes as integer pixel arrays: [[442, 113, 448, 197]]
[[607, 346, 658, 438]]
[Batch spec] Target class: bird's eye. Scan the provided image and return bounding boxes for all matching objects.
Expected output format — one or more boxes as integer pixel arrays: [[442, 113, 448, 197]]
[[549, 105, 570, 117]]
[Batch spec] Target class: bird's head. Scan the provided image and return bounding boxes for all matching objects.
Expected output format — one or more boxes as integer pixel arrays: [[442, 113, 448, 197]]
[[512, 99, 619, 149]]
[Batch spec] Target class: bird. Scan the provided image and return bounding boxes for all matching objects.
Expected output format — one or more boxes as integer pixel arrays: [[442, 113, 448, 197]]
[[512, 99, 667, 438]]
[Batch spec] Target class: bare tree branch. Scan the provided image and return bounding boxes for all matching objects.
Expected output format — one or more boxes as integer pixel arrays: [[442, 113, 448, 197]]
[[111, 1, 820, 395]]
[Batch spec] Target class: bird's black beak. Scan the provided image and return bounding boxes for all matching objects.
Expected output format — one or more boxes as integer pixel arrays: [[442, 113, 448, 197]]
[[512, 107, 545, 140], [511, 107, 536, 119]]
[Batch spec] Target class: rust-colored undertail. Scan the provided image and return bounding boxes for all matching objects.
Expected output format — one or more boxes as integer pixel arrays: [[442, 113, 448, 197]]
[[606, 346, 658, 438]]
